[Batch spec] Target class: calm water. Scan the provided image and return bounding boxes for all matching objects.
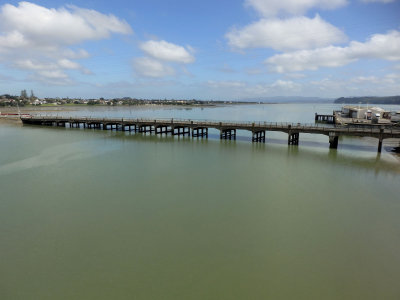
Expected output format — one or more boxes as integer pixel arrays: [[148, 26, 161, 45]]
[[1, 104, 400, 299]]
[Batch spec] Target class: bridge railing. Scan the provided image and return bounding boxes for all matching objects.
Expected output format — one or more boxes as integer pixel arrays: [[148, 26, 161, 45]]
[[23, 115, 331, 128]]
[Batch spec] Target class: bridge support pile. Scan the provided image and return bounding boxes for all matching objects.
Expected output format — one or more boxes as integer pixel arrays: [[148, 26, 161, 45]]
[[252, 131, 265, 143], [139, 125, 155, 133], [103, 124, 119, 130], [288, 132, 299, 145], [174, 126, 190, 136], [121, 124, 137, 132], [329, 132, 339, 149], [220, 129, 236, 140], [192, 127, 208, 138], [87, 123, 101, 129], [378, 128, 385, 153], [155, 125, 172, 135]]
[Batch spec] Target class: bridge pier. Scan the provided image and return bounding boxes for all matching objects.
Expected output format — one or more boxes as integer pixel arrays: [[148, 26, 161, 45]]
[[378, 129, 384, 153], [123, 124, 137, 132], [139, 125, 155, 133], [252, 130, 265, 143], [155, 125, 172, 134], [192, 127, 208, 138], [104, 123, 118, 130], [329, 132, 339, 149], [288, 132, 299, 145], [88, 123, 101, 129], [220, 129, 236, 140], [173, 126, 190, 136], [378, 138, 383, 153]]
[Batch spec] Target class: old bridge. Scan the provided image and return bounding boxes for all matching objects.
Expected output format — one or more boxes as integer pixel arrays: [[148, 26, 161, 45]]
[[21, 116, 400, 153]]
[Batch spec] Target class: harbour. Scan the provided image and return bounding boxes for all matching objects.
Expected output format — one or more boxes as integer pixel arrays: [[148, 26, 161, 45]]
[[2, 103, 400, 300], [1, 0, 400, 297]]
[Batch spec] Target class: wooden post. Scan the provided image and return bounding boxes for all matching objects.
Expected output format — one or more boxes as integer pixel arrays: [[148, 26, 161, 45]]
[[329, 132, 338, 149]]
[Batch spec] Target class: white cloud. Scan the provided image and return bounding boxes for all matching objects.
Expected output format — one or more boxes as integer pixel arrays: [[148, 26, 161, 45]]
[[284, 73, 306, 79], [134, 39, 195, 78], [245, 68, 264, 75], [360, 0, 396, 3], [349, 76, 379, 83], [0, 2, 132, 48], [14, 60, 55, 71], [207, 80, 246, 89], [217, 64, 236, 73], [63, 49, 90, 59], [309, 74, 400, 96], [207, 79, 301, 97], [245, 0, 348, 17], [37, 70, 69, 79], [0, 2, 132, 84], [206, 73, 400, 98], [267, 46, 354, 72], [266, 30, 400, 72], [270, 79, 301, 89], [381, 73, 400, 84], [226, 15, 346, 51], [133, 57, 175, 78], [57, 59, 81, 70], [140, 40, 195, 63]]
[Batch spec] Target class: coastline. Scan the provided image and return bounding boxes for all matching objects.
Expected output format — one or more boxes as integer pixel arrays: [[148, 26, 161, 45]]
[[0, 116, 22, 125]]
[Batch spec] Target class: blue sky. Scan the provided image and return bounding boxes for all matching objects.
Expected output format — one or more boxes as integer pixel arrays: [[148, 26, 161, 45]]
[[0, 0, 399, 100]]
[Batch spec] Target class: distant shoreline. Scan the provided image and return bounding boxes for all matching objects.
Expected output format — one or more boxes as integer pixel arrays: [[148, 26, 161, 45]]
[[335, 96, 400, 105]]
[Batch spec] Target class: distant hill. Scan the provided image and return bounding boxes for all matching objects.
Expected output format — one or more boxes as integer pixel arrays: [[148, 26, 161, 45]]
[[334, 96, 400, 104], [239, 96, 334, 103]]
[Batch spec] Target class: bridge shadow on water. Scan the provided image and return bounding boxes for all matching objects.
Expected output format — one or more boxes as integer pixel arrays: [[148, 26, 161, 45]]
[[27, 124, 400, 175], [109, 130, 399, 173], [111, 130, 385, 153]]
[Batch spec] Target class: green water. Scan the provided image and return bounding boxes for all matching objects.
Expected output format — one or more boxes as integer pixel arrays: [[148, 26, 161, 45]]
[[1, 104, 400, 299]]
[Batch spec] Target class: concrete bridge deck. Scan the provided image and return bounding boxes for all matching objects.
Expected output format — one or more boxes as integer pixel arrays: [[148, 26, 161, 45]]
[[21, 115, 400, 153]]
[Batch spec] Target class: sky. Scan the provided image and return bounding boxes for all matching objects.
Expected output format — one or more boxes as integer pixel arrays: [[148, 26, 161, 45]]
[[0, 0, 399, 100]]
